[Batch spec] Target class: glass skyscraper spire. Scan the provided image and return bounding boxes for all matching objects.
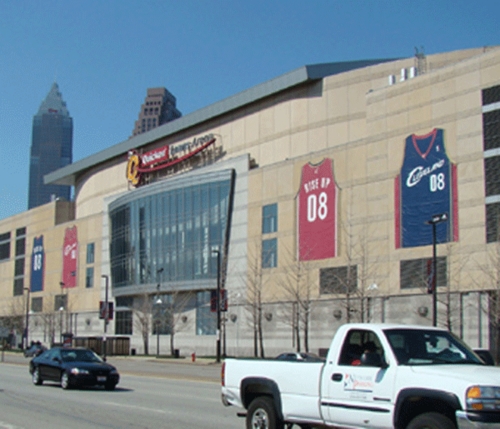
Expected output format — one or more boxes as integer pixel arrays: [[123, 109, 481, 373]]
[[28, 83, 73, 209]]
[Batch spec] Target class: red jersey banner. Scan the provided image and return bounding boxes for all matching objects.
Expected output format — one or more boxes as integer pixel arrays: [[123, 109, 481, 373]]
[[297, 158, 338, 261], [62, 226, 78, 288]]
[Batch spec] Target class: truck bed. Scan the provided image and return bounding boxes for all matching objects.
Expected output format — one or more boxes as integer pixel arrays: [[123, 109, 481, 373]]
[[223, 358, 325, 422]]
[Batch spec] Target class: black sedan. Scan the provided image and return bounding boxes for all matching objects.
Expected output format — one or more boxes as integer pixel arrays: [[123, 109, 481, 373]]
[[24, 342, 47, 358], [29, 347, 120, 390]]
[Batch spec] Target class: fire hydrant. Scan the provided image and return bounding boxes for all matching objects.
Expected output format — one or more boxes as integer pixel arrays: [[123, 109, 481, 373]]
[[191, 352, 196, 362]]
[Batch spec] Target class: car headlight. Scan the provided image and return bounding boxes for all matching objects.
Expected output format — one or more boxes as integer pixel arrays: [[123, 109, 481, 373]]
[[70, 368, 89, 375], [110, 369, 118, 375], [466, 386, 500, 411]]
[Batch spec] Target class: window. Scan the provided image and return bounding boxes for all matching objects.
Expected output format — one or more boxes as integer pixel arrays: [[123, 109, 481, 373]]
[[0, 232, 10, 261], [115, 311, 133, 335], [15, 228, 26, 257], [86, 243, 95, 264], [86, 267, 94, 288], [400, 257, 447, 290], [14, 259, 24, 276], [13, 278, 23, 296], [262, 238, 277, 268], [338, 329, 383, 366], [31, 297, 43, 313], [483, 110, 500, 151], [484, 156, 500, 197], [483, 84, 500, 106], [262, 204, 278, 234], [320, 266, 358, 295], [486, 202, 500, 242]]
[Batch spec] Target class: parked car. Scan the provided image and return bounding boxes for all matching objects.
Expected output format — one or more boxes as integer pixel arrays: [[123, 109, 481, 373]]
[[24, 342, 47, 358], [474, 348, 495, 365], [275, 352, 324, 362], [29, 347, 120, 390]]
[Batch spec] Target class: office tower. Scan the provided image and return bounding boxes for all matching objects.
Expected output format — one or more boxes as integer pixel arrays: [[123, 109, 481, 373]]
[[131, 87, 181, 137], [28, 83, 73, 209]]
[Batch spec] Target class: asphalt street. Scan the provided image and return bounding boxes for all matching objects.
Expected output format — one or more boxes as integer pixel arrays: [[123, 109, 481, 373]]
[[0, 350, 222, 383]]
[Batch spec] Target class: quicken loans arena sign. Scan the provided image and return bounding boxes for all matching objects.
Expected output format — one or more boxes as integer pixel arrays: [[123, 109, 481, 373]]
[[126, 134, 215, 186]]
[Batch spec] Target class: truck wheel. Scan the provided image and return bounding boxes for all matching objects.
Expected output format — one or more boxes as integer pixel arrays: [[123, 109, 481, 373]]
[[406, 412, 456, 429], [246, 397, 283, 429]]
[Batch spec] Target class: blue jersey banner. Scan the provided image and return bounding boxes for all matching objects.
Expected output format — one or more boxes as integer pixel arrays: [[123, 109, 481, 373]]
[[31, 236, 45, 292], [395, 128, 458, 248]]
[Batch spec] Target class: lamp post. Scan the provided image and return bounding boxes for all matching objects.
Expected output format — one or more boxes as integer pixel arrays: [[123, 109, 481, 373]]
[[426, 213, 448, 327], [101, 275, 109, 359], [59, 307, 64, 343], [59, 282, 66, 334], [155, 268, 164, 358], [211, 249, 221, 363], [24, 287, 30, 349]]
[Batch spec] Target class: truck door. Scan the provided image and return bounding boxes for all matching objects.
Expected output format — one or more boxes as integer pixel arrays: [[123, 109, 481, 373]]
[[320, 328, 396, 429]]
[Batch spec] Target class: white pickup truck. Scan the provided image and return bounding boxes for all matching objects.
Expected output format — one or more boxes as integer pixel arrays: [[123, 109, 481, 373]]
[[221, 323, 500, 429]]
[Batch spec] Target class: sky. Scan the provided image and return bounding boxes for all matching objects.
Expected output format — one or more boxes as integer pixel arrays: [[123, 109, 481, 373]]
[[1, 0, 499, 220]]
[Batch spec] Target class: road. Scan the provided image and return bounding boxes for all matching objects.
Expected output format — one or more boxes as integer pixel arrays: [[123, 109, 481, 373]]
[[0, 354, 241, 429]]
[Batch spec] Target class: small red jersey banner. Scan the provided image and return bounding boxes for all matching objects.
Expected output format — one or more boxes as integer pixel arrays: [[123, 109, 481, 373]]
[[62, 226, 78, 288], [296, 158, 338, 261]]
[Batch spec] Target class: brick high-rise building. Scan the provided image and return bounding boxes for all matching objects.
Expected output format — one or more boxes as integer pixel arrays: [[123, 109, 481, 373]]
[[28, 83, 73, 209], [131, 87, 181, 137]]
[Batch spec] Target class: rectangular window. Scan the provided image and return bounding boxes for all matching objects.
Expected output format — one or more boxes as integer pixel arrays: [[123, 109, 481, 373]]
[[262, 238, 277, 268], [86, 267, 94, 288], [15, 237, 25, 257], [262, 204, 278, 234], [483, 110, 500, 151], [400, 257, 447, 290], [13, 278, 23, 296], [86, 243, 95, 264], [320, 266, 358, 295], [14, 258, 24, 276], [115, 311, 133, 335], [0, 232, 11, 261], [485, 156, 500, 197], [483, 85, 500, 106], [31, 297, 43, 313], [486, 202, 500, 242]]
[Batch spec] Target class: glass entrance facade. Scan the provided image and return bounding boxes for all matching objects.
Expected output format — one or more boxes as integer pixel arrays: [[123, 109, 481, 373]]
[[109, 169, 235, 291]]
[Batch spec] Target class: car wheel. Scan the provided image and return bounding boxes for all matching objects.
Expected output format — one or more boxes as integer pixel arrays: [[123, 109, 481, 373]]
[[105, 383, 116, 391], [246, 397, 283, 429], [61, 372, 72, 390], [32, 368, 43, 386], [406, 412, 455, 429]]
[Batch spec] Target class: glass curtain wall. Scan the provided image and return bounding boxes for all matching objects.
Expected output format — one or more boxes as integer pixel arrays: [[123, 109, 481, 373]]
[[109, 171, 234, 289]]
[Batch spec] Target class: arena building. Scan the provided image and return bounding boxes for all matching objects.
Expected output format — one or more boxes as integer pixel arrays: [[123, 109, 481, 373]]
[[2, 46, 500, 358]]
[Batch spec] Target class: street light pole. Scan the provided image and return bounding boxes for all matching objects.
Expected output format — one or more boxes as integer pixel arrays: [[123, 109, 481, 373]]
[[24, 287, 30, 349], [426, 213, 448, 327], [101, 275, 109, 359], [156, 268, 164, 359], [211, 249, 221, 363]]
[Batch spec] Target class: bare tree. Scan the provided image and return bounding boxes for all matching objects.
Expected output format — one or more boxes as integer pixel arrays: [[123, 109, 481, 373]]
[[132, 293, 154, 355], [473, 241, 500, 360], [277, 245, 314, 352], [156, 290, 195, 356], [242, 242, 267, 358]]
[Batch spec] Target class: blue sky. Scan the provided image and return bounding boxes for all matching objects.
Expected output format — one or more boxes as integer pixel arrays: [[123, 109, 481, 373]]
[[0, 0, 499, 220]]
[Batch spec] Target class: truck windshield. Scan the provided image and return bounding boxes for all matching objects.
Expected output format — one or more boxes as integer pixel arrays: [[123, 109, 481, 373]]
[[383, 328, 484, 365]]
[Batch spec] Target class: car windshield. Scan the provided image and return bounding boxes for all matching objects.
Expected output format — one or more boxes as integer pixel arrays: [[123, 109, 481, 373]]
[[384, 328, 484, 365], [60, 349, 103, 363]]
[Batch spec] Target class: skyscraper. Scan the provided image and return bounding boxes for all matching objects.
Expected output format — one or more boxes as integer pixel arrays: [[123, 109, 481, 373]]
[[131, 87, 181, 137], [28, 83, 73, 209]]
